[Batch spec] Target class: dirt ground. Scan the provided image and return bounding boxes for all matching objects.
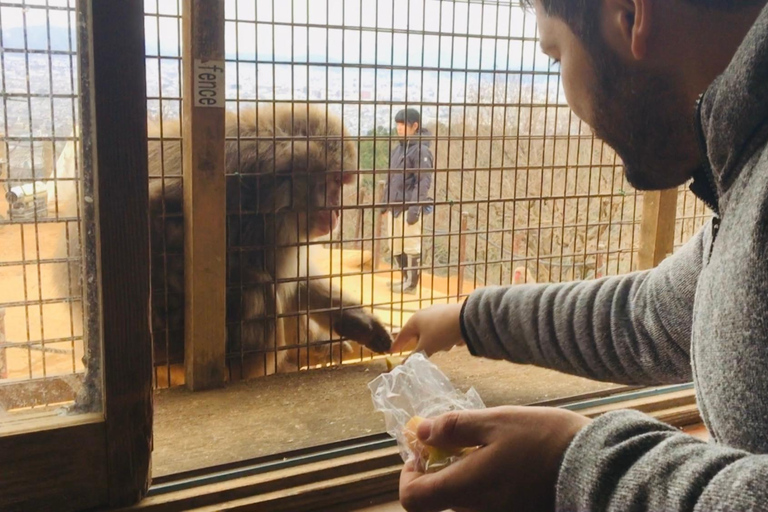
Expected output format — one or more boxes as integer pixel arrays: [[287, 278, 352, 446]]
[[0, 219, 84, 384], [152, 346, 621, 477]]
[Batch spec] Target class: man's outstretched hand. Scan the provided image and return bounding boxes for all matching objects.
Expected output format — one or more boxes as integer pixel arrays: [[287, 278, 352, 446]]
[[391, 302, 465, 356], [399, 406, 591, 512]]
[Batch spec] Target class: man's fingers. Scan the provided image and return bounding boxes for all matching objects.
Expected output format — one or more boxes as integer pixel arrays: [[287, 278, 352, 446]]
[[392, 322, 418, 352], [400, 446, 498, 512], [400, 467, 455, 512], [418, 410, 495, 448]]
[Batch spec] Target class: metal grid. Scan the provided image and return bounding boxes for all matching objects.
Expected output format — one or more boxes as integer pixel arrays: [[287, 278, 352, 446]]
[[0, 0, 84, 407], [143, 0, 713, 388], [674, 188, 712, 250], [144, 0, 184, 388]]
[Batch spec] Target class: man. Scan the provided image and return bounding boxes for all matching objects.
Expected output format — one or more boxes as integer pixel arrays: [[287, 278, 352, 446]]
[[382, 108, 434, 294], [391, 0, 768, 511]]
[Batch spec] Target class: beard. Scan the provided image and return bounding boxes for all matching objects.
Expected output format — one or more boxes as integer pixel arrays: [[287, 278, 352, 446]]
[[587, 46, 702, 191]]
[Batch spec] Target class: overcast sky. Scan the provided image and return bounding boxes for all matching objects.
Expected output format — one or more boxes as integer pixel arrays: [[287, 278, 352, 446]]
[[1, 0, 548, 70]]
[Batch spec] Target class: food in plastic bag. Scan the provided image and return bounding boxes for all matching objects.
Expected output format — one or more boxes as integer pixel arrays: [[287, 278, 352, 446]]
[[385, 355, 406, 371], [402, 415, 477, 472], [368, 352, 485, 472]]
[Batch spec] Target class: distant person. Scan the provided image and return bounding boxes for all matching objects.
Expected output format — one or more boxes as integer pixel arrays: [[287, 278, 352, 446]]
[[381, 108, 434, 294]]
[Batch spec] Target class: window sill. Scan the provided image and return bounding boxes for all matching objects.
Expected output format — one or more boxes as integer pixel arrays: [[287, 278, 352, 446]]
[[121, 385, 698, 512]]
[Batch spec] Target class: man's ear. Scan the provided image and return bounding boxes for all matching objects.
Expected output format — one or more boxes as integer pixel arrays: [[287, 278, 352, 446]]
[[602, 0, 652, 60]]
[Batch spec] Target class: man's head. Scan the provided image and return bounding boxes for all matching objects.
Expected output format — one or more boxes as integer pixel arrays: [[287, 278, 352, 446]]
[[395, 108, 421, 137], [529, 0, 765, 190]]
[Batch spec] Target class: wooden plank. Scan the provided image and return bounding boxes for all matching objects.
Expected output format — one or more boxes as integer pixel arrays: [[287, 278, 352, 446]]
[[457, 212, 469, 298], [0, 373, 83, 411], [0, 418, 108, 512], [182, 0, 227, 391], [637, 189, 679, 270], [0, 308, 6, 379], [119, 447, 401, 511], [88, 0, 153, 506]]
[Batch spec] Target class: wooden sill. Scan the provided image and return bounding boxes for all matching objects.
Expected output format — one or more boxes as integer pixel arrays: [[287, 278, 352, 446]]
[[119, 386, 699, 512]]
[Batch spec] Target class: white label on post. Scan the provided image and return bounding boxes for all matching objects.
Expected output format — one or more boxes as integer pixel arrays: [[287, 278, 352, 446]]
[[193, 59, 225, 108]]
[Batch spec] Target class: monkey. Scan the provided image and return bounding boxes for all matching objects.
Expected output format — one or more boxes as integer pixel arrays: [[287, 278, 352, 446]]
[[57, 103, 392, 381]]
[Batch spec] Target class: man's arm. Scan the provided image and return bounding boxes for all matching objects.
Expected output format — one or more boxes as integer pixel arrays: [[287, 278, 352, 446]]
[[461, 220, 712, 385], [558, 409, 768, 512]]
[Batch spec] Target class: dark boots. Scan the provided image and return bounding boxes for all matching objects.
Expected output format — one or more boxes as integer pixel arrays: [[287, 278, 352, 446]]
[[389, 254, 421, 294]]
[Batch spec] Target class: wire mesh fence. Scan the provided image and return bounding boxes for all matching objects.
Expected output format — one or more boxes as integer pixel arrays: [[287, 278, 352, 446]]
[[0, 0, 87, 414], [143, 0, 676, 388]]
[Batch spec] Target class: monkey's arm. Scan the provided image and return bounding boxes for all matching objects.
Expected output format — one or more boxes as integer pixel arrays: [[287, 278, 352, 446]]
[[300, 277, 392, 353], [460, 220, 711, 386]]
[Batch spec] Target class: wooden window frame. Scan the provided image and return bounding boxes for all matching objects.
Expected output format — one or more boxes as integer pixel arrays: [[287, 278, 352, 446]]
[[0, 1, 152, 510], [122, 384, 699, 512]]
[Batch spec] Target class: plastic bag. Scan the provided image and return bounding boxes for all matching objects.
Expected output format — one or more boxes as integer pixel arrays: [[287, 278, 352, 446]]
[[368, 352, 485, 472]]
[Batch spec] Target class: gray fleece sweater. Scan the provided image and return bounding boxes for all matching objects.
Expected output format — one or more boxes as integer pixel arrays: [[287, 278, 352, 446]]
[[460, 4, 768, 511]]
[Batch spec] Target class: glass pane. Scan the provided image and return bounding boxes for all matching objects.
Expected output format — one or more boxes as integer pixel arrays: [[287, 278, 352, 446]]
[[0, 3, 102, 431], [150, 0, 702, 477]]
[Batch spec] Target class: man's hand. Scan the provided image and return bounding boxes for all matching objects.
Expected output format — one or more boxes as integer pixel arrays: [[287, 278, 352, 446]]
[[399, 406, 591, 512], [391, 302, 464, 356]]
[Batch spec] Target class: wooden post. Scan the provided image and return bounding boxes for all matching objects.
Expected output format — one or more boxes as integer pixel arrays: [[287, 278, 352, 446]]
[[596, 243, 606, 279], [354, 192, 365, 250], [1, 139, 7, 180], [457, 212, 469, 298], [42, 140, 54, 178], [637, 189, 678, 270], [182, 0, 227, 390], [373, 180, 386, 270], [0, 308, 6, 379]]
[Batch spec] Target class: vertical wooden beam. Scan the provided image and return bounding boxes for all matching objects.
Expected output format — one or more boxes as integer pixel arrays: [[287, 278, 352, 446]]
[[86, 0, 152, 505], [0, 308, 6, 379], [637, 189, 679, 270], [182, 0, 227, 390], [457, 212, 469, 298], [42, 140, 54, 178], [373, 180, 386, 270], [354, 196, 364, 250]]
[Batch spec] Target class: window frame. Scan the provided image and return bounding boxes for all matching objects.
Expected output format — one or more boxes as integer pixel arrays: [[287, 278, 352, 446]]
[[0, 1, 153, 510]]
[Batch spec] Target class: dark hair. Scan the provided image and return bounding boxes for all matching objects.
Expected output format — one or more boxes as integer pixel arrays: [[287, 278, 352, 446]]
[[395, 108, 421, 125], [523, 0, 764, 44]]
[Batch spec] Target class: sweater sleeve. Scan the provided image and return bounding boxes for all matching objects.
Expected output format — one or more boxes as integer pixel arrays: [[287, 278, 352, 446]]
[[460, 221, 711, 385], [557, 409, 768, 512]]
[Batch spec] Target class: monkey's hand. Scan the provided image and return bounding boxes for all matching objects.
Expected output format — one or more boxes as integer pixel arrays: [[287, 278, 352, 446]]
[[334, 308, 393, 353]]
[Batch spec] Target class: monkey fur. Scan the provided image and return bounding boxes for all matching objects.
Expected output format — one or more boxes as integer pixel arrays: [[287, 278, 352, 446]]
[[61, 103, 392, 381]]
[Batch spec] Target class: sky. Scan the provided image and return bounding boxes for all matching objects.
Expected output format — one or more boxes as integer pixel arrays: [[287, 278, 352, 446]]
[[1, 0, 548, 71], [144, 0, 547, 71]]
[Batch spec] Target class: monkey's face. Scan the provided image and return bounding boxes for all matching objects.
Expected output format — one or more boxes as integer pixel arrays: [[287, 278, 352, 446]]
[[307, 169, 355, 238]]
